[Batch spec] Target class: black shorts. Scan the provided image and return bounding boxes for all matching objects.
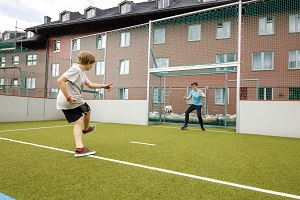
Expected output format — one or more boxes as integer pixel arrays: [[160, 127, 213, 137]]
[[62, 102, 90, 123]]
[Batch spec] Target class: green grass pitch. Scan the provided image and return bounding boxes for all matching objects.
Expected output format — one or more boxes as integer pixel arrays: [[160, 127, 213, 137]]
[[0, 120, 300, 199]]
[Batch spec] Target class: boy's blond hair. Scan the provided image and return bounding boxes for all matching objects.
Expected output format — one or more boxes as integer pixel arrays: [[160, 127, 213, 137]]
[[77, 51, 95, 65]]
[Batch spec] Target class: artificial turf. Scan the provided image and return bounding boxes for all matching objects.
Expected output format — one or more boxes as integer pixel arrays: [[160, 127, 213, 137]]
[[0, 120, 299, 199]]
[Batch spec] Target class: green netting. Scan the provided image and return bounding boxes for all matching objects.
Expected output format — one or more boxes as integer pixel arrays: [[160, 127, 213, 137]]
[[153, 6, 239, 26], [244, 0, 300, 16]]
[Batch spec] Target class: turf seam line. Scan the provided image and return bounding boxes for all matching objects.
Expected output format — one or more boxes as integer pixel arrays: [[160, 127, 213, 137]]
[[0, 125, 73, 133], [130, 141, 156, 146], [1, 137, 299, 200]]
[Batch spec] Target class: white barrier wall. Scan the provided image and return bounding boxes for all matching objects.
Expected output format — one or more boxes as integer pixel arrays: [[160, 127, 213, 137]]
[[240, 101, 300, 138], [0, 96, 148, 125], [0, 95, 65, 122], [86, 100, 148, 125]]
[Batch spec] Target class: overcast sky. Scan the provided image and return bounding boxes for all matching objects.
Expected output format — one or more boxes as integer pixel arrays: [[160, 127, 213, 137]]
[[0, 0, 146, 33]]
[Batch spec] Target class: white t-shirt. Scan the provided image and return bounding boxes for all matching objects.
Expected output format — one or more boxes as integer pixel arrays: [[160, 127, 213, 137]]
[[56, 65, 89, 110]]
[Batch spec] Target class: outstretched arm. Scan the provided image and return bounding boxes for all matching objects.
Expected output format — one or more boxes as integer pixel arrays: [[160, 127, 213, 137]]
[[85, 80, 113, 91], [182, 94, 192, 100]]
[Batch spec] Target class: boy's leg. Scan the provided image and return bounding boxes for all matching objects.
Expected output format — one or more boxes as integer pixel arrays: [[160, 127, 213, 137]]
[[181, 105, 195, 130], [83, 110, 91, 130], [74, 116, 84, 148], [196, 105, 205, 131]]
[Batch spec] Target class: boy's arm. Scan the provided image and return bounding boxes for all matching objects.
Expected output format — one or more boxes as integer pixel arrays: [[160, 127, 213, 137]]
[[57, 76, 79, 104], [85, 80, 113, 90], [200, 91, 206, 98]]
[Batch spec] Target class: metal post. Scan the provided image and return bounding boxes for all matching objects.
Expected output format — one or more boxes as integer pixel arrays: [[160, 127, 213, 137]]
[[236, 0, 242, 133]]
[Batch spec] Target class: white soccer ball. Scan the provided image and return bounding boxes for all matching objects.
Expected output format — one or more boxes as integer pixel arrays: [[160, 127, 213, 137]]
[[165, 105, 173, 113]]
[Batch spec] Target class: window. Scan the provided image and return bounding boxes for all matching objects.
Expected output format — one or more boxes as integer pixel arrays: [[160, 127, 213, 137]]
[[154, 58, 169, 68], [72, 39, 80, 51], [4, 33, 10, 40], [96, 34, 106, 49], [215, 88, 229, 105], [258, 87, 273, 100], [154, 28, 165, 44], [289, 87, 300, 100], [118, 88, 128, 99], [216, 53, 236, 71], [120, 32, 130, 47], [259, 17, 274, 35], [252, 52, 274, 70], [12, 56, 19, 65], [27, 54, 37, 66], [119, 60, 129, 75], [158, 0, 169, 8], [289, 50, 300, 69], [51, 64, 59, 77], [95, 88, 104, 99], [0, 78, 4, 89], [11, 78, 18, 88], [50, 88, 59, 98], [240, 87, 247, 100], [1, 57, 6, 67], [121, 3, 131, 14], [289, 13, 300, 33], [153, 87, 165, 103], [62, 12, 70, 22], [26, 78, 36, 89], [53, 40, 60, 52], [87, 8, 96, 18], [27, 31, 35, 39], [217, 21, 231, 39], [188, 24, 201, 41], [95, 61, 105, 75]]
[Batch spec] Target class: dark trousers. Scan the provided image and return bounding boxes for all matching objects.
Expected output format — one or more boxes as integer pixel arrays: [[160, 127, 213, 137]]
[[184, 104, 204, 128]]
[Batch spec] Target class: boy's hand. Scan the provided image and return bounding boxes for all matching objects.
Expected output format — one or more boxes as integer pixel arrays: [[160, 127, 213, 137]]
[[68, 97, 80, 104], [104, 83, 113, 91]]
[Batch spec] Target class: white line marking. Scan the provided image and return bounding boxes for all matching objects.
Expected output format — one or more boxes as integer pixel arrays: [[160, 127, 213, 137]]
[[131, 141, 156, 146], [0, 125, 73, 133], [0, 137, 299, 199]]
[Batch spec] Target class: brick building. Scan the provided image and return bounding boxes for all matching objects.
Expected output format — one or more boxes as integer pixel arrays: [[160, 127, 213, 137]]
[[0, 0, 299, 120]]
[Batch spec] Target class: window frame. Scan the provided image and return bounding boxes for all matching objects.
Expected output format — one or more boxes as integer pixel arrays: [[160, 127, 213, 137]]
[[259, 16, 275, 35], [96, 34, 106, 49], [289, 13, 300, 33], [120, 32, 130, 47], [153, 28, 166, 44], [119, 60, 130, 75], [1, 57, 6, 67], [258, 87, 273, 100], [72, 39, 81, 51], [95, 61, 105, 75], [252, 51, 274, 71], [118, 88, 129, 99], [154, 57, 169, 68], [215, 88, 229, 105], [289, 49, 300, 69], [26, 54, 37, 66], [188, 24, 201, 41], [51, 63, 60, 77], [216, 21, 231, 39], [12, 56, 20, 65], [53, 40, 60, 52], [26, 77, 36, 89]]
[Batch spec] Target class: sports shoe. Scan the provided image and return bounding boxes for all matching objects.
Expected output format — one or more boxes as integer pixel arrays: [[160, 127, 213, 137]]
[[82, 125, 96, 134], [74, 148, 96, 158], [181, 125, 188, 130], [201, 126, 205, 131]]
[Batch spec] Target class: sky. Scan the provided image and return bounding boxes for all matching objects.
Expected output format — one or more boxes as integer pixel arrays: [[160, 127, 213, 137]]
[[0, 0, 146, 33]]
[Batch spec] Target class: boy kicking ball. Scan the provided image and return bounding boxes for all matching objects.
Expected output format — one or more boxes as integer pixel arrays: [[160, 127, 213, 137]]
[[56, 51, 113, 158]]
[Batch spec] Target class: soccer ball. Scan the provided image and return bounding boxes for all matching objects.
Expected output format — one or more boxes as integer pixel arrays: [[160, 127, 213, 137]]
[[165, 105, 173, 113]]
